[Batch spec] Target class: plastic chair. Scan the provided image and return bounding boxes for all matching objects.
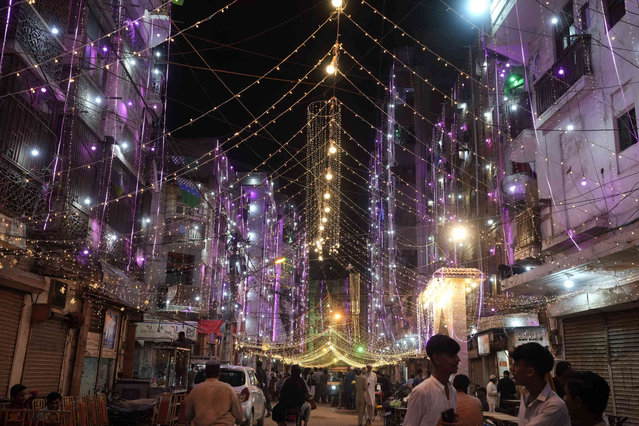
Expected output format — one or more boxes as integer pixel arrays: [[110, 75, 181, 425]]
[[173, 395, 188, 426], [152, 394, 172, 425], [36, 410, 70, 426], [95, 395, 108, 426], [31, 400, 45, 412], [0, 409, 34, 426], [75, 397, 88, 426], [61, 398, 74, 426]]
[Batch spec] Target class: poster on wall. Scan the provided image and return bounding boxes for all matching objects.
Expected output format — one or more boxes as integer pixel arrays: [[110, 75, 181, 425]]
[[497, 350, 510, 378], [478, 334, 490, 355], [102, 310, 120, 358]]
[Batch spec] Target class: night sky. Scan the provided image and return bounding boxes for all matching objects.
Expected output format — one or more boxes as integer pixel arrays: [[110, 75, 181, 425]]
[[166, 0, 477, 274]]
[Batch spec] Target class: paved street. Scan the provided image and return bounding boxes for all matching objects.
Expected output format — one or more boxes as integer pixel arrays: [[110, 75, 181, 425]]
[[265, 404, 383, 426]]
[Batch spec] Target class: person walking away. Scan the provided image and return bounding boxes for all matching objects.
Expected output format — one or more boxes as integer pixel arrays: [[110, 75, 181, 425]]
[[407, 374, 415, 388], [355, 369, 367, 426], [312, 368, 324, 403], [272, 365, 311, 426], [497, 370, 517, 408], [269, 372, 279, 402], [403, 334, 461, 426], [486, 375, 499, 412], [256, 359, 272, 417], [453, 375, 482, 426], [510, 342, 570, 426], [321, 369, 329, 403], [277, 371, 287, 398], [378, 373, 391, 402], [563, 370, 610, 426], [344, 367, 355, 409], [364, 365, 377, 425], [185, 360, 243, 425], [412, 369, 424, 389], [553, 361, 573, 399]]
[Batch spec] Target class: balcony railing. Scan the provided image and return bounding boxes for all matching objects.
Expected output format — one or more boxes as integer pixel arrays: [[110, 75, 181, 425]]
[[534, 35, 592, 116], [515, 207, 541, 252]]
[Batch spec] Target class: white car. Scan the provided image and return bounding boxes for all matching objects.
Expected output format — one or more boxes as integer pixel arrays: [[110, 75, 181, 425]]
[[220, 365, 267, 426]]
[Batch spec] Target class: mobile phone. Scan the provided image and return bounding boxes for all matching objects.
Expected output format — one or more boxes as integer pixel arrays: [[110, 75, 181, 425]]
[[441, 408, 456, 423]]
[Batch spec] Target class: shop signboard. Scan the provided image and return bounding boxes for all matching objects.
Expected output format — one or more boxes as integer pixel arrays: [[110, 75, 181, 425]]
[[135, 315, 197, 341]]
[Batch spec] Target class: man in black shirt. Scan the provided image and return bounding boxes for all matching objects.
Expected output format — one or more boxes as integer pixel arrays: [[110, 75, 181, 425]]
[[497, 370, 517, 408]]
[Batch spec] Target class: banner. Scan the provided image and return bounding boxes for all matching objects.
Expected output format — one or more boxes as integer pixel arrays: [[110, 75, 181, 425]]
[[136, 317, 198, 341]]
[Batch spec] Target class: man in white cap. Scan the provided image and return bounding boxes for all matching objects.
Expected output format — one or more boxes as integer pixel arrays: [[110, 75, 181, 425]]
[[185, 359, 244, 425], [486, 375, 499, 412]]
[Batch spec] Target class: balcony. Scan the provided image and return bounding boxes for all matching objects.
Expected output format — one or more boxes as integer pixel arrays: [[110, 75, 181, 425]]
[[501, 170, 536, 204], [159, 285, 200, 313], [534, 35, 592, 116], [514, 207, 541, 262]]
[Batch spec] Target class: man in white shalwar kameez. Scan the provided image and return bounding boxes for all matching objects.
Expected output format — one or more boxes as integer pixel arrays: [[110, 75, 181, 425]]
[[364, 365, 377, 425]]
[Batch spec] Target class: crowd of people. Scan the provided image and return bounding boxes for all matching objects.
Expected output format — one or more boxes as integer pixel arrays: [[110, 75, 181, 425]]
[[401, 334, 612, 426]]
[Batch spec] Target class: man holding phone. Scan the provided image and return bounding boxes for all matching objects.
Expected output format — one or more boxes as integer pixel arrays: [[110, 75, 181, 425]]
[[403, 334, 461, 426]]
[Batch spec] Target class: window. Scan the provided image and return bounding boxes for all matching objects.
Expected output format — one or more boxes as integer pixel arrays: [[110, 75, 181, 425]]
[[554, 1, 576, 58], [165, 252, 195, 286], [578, 2, 590, 30], [617, 108, 638, 152], [49, 280, 67, 309], [604, 0, 625, 29], [219, 370, 245, 387]]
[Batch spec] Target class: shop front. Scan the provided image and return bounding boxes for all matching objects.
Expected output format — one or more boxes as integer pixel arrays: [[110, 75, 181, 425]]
[[77, 303, 125, 395], [468, 313, 547, 388], [133, 315, 197, 392]]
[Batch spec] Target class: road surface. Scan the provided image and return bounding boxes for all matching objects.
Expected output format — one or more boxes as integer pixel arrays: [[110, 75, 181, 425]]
[[264, 403, 384, 425]]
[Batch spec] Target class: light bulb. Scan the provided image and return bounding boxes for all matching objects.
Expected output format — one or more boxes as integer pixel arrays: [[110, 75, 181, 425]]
[[329, 145, 337, 154], [319, 225, 325, 231], [322, 217, 328, 223], [325, 172, 333, 180], [324, 207, 330, 213], [331, 0, 343, 7], [326, 64, 336, 75], [324, 192, 330, 199], [468, 0, 488, 15]]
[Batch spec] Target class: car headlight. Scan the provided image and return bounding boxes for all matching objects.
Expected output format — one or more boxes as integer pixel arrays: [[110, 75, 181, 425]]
[[331, 385, 337, 390]]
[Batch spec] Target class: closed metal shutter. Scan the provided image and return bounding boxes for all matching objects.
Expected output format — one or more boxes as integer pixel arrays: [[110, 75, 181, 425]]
[[0, 290, 23, 395], [563, 314, 609, 380], [563, 309, 639, 425], [606, 310, 639, 425], [21, 319, 68, 394]]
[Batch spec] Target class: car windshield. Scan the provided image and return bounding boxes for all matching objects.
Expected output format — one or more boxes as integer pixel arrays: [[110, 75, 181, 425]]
[[220, 370, 245, 387]]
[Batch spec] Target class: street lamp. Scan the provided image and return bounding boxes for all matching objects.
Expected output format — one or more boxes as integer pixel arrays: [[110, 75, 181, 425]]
[[451, 225, 468, 265], [452, 226, 468, 241], [468, 0, 488, 15]]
